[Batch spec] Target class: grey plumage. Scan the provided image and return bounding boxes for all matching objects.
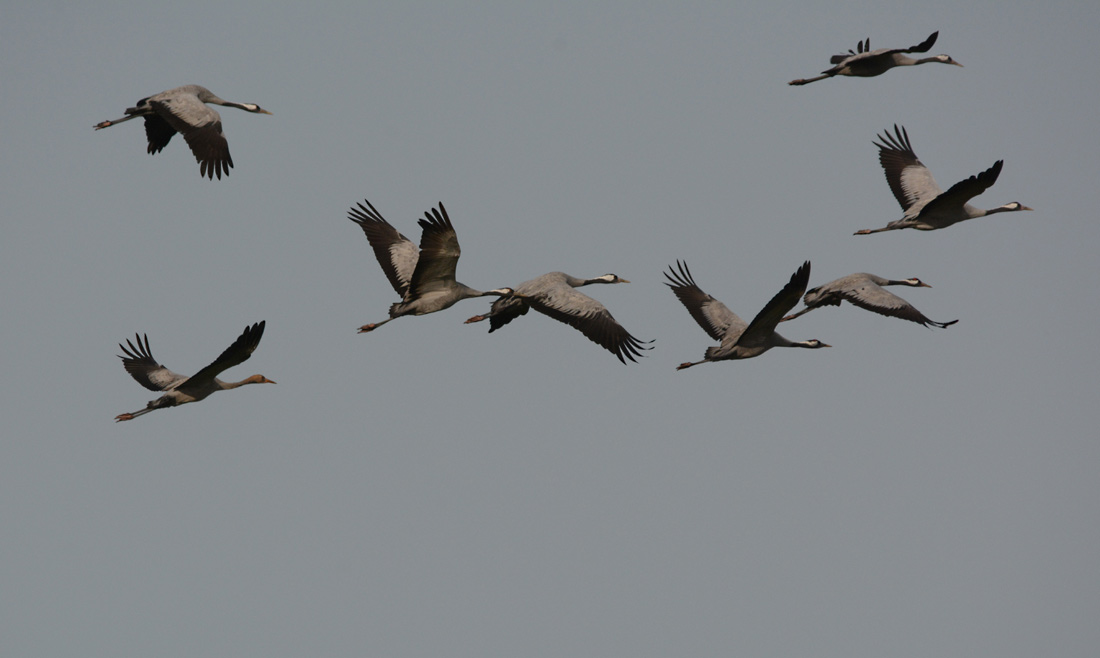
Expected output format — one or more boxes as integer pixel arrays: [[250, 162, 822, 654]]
[[856, 125, 1032, 234], [464, 272, 651, 364], [789, 31, 961, 86], [665, 261, 829, 370], [94, 84, 272, 179], [115, 321, 275, 422], [348, 199, 510, 333], [781, 273, 958, 328]]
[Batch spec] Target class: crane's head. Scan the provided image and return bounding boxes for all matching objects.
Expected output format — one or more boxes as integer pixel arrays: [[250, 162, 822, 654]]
[[800, 339, 831, 349], [904, 278, 932, 288], [595, 274, 629, 284], [245, 374, 277, 385], [934, 54, 963, 67], [241, 103, 273, 115], [1004, 202, 1033, 212], [485, 287, 515, 297]]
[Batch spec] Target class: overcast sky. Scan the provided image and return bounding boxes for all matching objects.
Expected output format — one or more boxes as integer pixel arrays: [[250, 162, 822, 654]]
[[3, 2, 1099, 657]]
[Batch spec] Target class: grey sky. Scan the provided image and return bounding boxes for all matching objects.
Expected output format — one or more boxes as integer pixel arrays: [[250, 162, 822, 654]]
[[3, 1, 1098, 656]]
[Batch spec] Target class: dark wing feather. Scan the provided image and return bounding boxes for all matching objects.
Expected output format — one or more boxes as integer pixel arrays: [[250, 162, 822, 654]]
[[347, 199, 418, 297], [406, 203, 462, 301], [486, 295, 529, 333], [663, 261, 743, 341], [738, 261, 811, 348], [527, 289, 650, 364], [142, 115, 176, 154], [906, 31, 938, 53], [919, 160, 1003, 217], [186, 321, 266, 388], [875, 125, 941, 212], [150, 97, 232, 179], [118, 333, 187, 392]]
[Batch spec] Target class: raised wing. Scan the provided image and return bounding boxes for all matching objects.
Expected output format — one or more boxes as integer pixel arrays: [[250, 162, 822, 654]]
[[118, 333, 188, 392], [185, 321, 266, 389], [406, 203, 462, 301], [875, 124, 942, 213], [348, 199, 419, 297], [830, 37, 870, 64], [528, 287, 650, 364], [918, 160, 1004, 218], [664, 260, 744, 342], [150, 94, 232, 179], [738, 261, 810, 348]]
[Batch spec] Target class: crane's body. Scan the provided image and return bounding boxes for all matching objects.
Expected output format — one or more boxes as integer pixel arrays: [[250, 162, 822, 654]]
[[782, 273, 957, 328], [115, 321, 275, 422], [665, 261, 829, 370], [855, 125, 1032, 235], [95, 84, 272, 179], [789, 31, 961, 86], [465, 272, 651, 364], [348, 199, 509, 333]]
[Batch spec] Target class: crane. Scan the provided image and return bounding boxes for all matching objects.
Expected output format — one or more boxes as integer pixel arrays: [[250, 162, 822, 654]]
[[855, 125, 1032, 234], [789, 31, 961, 86], [348, 199, 511, 333], [781, 273, 958, 328], [115, 321, 274, 422], [94, 84, 272, 180], [665, 261, 829, 370], [464, 272, 651, 364]]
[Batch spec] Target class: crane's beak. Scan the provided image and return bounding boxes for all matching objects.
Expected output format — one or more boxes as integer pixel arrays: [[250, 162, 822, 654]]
[[919, 282, 932, 288], [1021, 205, 1034, 211], [260, 109, 274, 115], [619, 278, 631, 283]]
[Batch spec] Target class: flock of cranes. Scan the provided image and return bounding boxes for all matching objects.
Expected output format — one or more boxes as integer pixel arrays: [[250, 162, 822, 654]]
[[98, 30, 1031, 421]]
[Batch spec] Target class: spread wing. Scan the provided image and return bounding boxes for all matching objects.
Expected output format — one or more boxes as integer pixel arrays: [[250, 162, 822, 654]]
[[738, 261, 810, 348], [184, 321, 266, 390], [875, 124, 942, 213], [918, 160, 1003, 217], [348, 199, 418, 297], [118, 333, 188, 392], [664, 261, 744, 342], [406, 203, 462, 301], [150, 95, 233, 179], [527, 288, 650, 364]]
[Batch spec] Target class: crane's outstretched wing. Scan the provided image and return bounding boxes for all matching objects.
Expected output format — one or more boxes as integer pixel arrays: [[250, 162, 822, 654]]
[[118, 334, 188, 392], [149, 95, 232, 179], [663, 261, 744, 342], [875, 125, 942, 213], [738, 261, 811, 348], [918, 160, 1004, 218], [184, 321, 266, 389], [348, 199, 419, 297], [838, 283, 951, 327], [407, 203, 462, 301], [527, 289, 650, 364]]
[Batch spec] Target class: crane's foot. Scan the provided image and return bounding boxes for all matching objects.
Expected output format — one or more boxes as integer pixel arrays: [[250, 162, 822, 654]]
[[357, 323, 379, 333], [853, 229, 872, 235], [464, 314, 488, 324], [115, 413, 135, 422], [676, 362, 696, 371], [94, 120, 114, 130]]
